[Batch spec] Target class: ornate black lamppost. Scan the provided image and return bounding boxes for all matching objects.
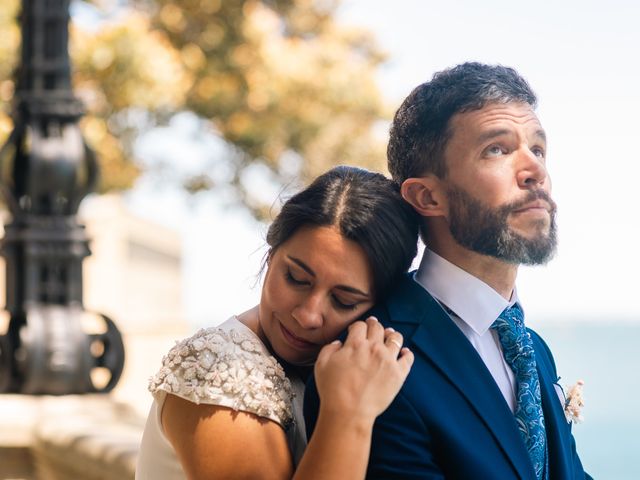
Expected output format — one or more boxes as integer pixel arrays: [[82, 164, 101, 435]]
[[0, 0, 125, 394]]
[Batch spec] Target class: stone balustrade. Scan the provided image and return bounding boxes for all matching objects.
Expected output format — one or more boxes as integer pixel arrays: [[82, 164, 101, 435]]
[[0, 394, 145, 480]]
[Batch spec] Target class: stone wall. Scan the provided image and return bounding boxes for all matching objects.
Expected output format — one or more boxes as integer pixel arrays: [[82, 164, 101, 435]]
[[0, 395, 144, 480]]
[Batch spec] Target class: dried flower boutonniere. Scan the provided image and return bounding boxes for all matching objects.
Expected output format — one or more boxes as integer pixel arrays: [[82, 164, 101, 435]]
[[564, 379, 585, 423]]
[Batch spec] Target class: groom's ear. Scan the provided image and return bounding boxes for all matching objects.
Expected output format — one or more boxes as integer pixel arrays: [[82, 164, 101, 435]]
[[400, 175, 447, 218]]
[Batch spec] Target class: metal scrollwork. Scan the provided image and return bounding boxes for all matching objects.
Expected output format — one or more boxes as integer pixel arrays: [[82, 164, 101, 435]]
[[0, 0, 125, 394]]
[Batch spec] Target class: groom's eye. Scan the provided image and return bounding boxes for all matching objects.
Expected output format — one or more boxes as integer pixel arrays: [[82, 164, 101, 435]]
[[483, 144, 507, 157]]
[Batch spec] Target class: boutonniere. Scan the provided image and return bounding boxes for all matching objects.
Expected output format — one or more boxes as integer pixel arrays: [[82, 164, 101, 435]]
[[564, 379, 585, 423]]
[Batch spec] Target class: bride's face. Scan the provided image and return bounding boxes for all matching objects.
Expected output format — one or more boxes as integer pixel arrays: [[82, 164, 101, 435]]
[[258, 225, 374, 366]]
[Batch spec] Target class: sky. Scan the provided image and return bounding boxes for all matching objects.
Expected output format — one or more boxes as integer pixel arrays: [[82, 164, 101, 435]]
[[127, 0, 640, 326]]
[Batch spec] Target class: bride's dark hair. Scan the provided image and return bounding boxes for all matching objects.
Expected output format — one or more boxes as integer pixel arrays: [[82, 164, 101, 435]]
[[266, 166, 419, 299]]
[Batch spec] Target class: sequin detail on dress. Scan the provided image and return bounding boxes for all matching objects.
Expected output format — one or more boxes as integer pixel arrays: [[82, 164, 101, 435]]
[[148, 326, 294, 429]]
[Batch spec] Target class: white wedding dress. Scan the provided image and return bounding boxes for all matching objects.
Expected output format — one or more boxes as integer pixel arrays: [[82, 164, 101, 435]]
[[136, 317, 306, 479]]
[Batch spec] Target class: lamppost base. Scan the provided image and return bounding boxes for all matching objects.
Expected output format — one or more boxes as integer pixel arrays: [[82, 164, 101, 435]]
[[0, 305, 124, 394]]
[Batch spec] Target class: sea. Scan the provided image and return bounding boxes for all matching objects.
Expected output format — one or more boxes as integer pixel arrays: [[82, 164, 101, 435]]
[[533, 320, 640, 479]]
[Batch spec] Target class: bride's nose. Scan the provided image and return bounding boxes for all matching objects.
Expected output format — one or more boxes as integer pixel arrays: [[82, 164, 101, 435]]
[[291, 293, 324, 329]]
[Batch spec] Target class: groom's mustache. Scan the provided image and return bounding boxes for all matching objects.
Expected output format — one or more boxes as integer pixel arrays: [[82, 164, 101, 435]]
[[506, 189, 557, 215]]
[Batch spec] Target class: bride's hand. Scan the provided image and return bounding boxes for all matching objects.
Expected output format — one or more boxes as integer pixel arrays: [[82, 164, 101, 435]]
[[313, 316, 414, 423]]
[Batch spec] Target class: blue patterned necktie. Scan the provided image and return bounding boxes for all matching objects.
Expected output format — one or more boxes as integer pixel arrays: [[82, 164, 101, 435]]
[[491, 304, 547, 480]]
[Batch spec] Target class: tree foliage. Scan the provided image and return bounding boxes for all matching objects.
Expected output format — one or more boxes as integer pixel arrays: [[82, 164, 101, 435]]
[[0, 0, 389, 217]]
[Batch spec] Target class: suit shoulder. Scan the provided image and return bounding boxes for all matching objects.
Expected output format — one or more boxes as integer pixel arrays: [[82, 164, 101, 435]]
[[370, 273, 438, 323], [368, 301, 392, 323]]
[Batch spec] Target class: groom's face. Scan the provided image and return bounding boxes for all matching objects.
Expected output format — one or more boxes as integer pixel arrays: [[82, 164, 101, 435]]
[[441, 101, 557, 264]]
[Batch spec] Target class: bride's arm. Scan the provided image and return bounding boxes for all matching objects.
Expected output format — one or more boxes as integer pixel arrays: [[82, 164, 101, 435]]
[[162, 396, 294, 480], [293, 317, 413, 480], [162, 316, 412, 480]]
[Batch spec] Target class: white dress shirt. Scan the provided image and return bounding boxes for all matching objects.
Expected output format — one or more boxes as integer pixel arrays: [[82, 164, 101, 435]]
[[414, 249, 519, 412]]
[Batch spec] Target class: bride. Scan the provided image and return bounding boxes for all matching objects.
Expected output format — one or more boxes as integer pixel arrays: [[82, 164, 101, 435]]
[[136, 166, 419, 479]]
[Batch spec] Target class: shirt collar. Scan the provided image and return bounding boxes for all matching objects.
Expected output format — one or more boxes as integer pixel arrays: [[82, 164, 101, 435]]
[[414, 249, 521, 335]]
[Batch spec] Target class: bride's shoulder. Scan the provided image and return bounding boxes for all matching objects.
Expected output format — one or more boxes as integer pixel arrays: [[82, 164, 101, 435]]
[[148, 318, 294, 427]]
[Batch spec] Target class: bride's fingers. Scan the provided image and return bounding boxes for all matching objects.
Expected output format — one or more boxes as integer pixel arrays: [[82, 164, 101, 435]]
[[397, 348, 414, 375], [345, 320, 367, 346], [365, 316, 384, 342], [317, 339, 343, 365], [384, 329, 404, 353]]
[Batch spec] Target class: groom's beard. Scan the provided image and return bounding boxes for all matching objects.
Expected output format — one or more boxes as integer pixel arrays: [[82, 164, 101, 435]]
[[446, 185, 558, 265]]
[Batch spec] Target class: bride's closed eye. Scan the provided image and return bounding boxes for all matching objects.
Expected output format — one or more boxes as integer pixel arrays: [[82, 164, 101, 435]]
[[331, 294, 359, 311], [285, 268, 309, 286]]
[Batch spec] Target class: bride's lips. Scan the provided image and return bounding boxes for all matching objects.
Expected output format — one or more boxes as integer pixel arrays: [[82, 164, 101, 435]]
[[279, 323, 317, 350]]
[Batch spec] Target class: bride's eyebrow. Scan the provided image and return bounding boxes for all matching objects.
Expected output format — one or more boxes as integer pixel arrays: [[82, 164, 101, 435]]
[[287, 256, 315, 276], [334, 285, 371, 298]]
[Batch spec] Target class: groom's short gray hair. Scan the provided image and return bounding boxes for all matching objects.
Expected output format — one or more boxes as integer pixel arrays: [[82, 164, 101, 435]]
[[388, 62, 537, 184]]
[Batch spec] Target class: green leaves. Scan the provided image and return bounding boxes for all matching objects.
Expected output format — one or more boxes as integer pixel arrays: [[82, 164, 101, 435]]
[[0, 0, 389, 216]]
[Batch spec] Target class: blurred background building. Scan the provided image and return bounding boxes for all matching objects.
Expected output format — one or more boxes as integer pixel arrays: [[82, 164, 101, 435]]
[[79, 194, 188, 410]]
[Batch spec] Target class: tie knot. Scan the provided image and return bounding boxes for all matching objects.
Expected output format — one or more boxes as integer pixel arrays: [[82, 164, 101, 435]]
[[492, 303, 524, 332], [491, 303, 532, 361]]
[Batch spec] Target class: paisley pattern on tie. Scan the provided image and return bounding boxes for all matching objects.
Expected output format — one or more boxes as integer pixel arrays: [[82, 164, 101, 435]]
[[492, 304, 547, 480]]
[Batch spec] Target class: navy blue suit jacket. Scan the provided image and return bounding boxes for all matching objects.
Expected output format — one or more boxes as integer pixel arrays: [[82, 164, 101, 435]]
[[305, 274, 591, 479]]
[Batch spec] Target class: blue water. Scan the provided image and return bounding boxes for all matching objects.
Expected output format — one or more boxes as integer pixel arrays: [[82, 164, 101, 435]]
[[534, 321, 640, 480]]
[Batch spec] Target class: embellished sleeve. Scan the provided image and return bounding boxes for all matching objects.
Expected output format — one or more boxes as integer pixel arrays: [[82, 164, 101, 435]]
[[148, 326, 294, 429]]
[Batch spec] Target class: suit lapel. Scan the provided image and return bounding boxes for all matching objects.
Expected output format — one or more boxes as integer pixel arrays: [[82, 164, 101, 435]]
[[535, 338, 573, 479], [387, 276, 536, 480]]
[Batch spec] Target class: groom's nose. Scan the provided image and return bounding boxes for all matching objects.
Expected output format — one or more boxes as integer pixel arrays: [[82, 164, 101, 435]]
[[291, 293, 324, 329]]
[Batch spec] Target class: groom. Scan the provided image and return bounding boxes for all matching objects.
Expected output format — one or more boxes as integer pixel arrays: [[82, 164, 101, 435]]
[[305, 62, 591, 479]]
